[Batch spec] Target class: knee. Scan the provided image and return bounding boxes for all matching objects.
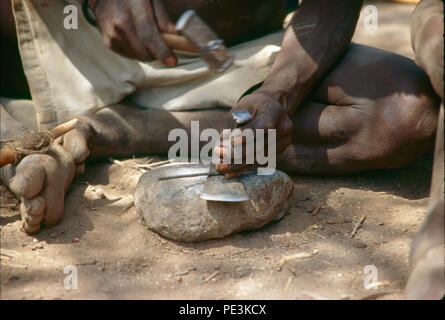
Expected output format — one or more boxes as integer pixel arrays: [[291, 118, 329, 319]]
[[411, 0, 444, 99], [356, 86, 439, 168], [396, 87, 440, 141]]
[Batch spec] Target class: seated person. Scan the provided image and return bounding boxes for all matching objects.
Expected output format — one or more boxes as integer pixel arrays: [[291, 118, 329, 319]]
[[0, 0, 440, 246]]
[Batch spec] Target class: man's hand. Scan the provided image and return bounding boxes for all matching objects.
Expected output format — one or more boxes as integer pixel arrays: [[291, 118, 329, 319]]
[[93, 0, 177, 65], [214, 92, 293, 177]]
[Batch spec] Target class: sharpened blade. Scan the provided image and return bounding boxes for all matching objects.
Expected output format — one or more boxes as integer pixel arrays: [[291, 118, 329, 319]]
[[200, 173, 249, 202], [200, 110, 253, 202]]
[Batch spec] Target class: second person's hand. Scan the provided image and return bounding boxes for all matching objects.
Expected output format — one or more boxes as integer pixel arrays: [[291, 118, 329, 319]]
[[93, 0, 177, 65]]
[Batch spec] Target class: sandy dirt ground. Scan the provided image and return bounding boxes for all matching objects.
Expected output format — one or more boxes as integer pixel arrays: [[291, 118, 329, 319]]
[[1, 1, 433, 300]]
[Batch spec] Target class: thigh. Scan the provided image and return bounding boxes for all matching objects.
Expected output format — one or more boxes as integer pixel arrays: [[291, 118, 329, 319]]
[[282, 44, 440, 174], [293, 43, 439, 146], [308, 43, 435, 107]]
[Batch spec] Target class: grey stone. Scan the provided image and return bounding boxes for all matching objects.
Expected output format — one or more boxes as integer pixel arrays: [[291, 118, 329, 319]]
[[134, 163, 294, 242]]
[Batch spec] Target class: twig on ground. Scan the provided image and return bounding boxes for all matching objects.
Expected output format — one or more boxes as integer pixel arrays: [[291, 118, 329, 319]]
[[312, 204, 323, 216], [284, 276, 293, 292], [203, 270, 220, 283], [302, 290, 330, 300], [118, 201, 135, 216], [349, 215, 366, 238], [364, 280, 391, 290], [276, 250, 319, 271]]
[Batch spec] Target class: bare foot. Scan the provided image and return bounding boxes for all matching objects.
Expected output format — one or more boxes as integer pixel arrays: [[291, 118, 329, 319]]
[[1, 121, 91, 233]]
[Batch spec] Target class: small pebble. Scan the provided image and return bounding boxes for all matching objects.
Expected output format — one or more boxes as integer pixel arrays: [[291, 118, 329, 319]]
[[72, 237, 80, 243]]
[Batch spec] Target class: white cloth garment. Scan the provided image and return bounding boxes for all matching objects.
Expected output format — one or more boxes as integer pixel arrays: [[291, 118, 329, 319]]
[[12, 0, 284, 128]]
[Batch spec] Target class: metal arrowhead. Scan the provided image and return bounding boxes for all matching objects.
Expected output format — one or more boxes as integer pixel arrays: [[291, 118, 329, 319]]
[[200, 173, 249, 202]]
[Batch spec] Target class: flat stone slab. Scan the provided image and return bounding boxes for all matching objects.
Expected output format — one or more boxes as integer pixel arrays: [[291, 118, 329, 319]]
[[134, 163, 294, 242]]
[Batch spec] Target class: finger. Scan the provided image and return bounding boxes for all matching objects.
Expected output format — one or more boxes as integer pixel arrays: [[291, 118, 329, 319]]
[[214, 163, 247, 173], [9, 157, 45, 199], [235, 117, 291, 139], [215, 134, 291, 172], [63, 127, 90, 165], [131, 1, 176, 65], [21, 196, 46, 217], [119, 24, 153, 61], [112, 42, 139, 60], [277, 114, 293, 138], [216, 163, 249, 174], [103, 32, 138, 60], [216, 129, 290, 162], [152, 0, 177, 34], [276, 135, 293, 154], [224, 165, 256, 178]]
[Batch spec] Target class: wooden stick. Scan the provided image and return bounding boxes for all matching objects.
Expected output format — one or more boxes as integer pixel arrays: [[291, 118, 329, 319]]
[[162, 33, 197, 53], [349, 215, 366, 239]]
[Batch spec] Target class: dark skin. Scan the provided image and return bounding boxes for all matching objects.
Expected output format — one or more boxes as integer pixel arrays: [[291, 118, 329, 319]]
[[405, 0, 444, 300], [0, 0, 440, 233], [91, 0, 364, 177], [216, 0, 363, 176], [90, 0, 285, 63]]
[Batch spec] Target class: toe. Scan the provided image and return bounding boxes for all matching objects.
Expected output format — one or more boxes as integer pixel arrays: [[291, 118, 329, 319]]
[[20, 196, 45, 233], [9, 157, 45, 199], [21, 196, 46, 216], [21, 221, 41, 233]]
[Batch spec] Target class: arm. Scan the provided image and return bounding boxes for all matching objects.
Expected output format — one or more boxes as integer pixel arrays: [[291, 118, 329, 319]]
[[259, 0, 363, 115], [216, 0, 363, 176]]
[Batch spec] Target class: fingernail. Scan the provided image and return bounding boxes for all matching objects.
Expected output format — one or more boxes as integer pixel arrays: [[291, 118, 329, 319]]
[[215, 164, 229, 172], [225, 172, 237, 179], [165, 56, 176, 67]]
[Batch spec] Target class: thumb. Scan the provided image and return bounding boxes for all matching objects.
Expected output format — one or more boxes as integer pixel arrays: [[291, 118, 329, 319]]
[[63, 127, 90, 165], [152, 0, 176, 34]]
